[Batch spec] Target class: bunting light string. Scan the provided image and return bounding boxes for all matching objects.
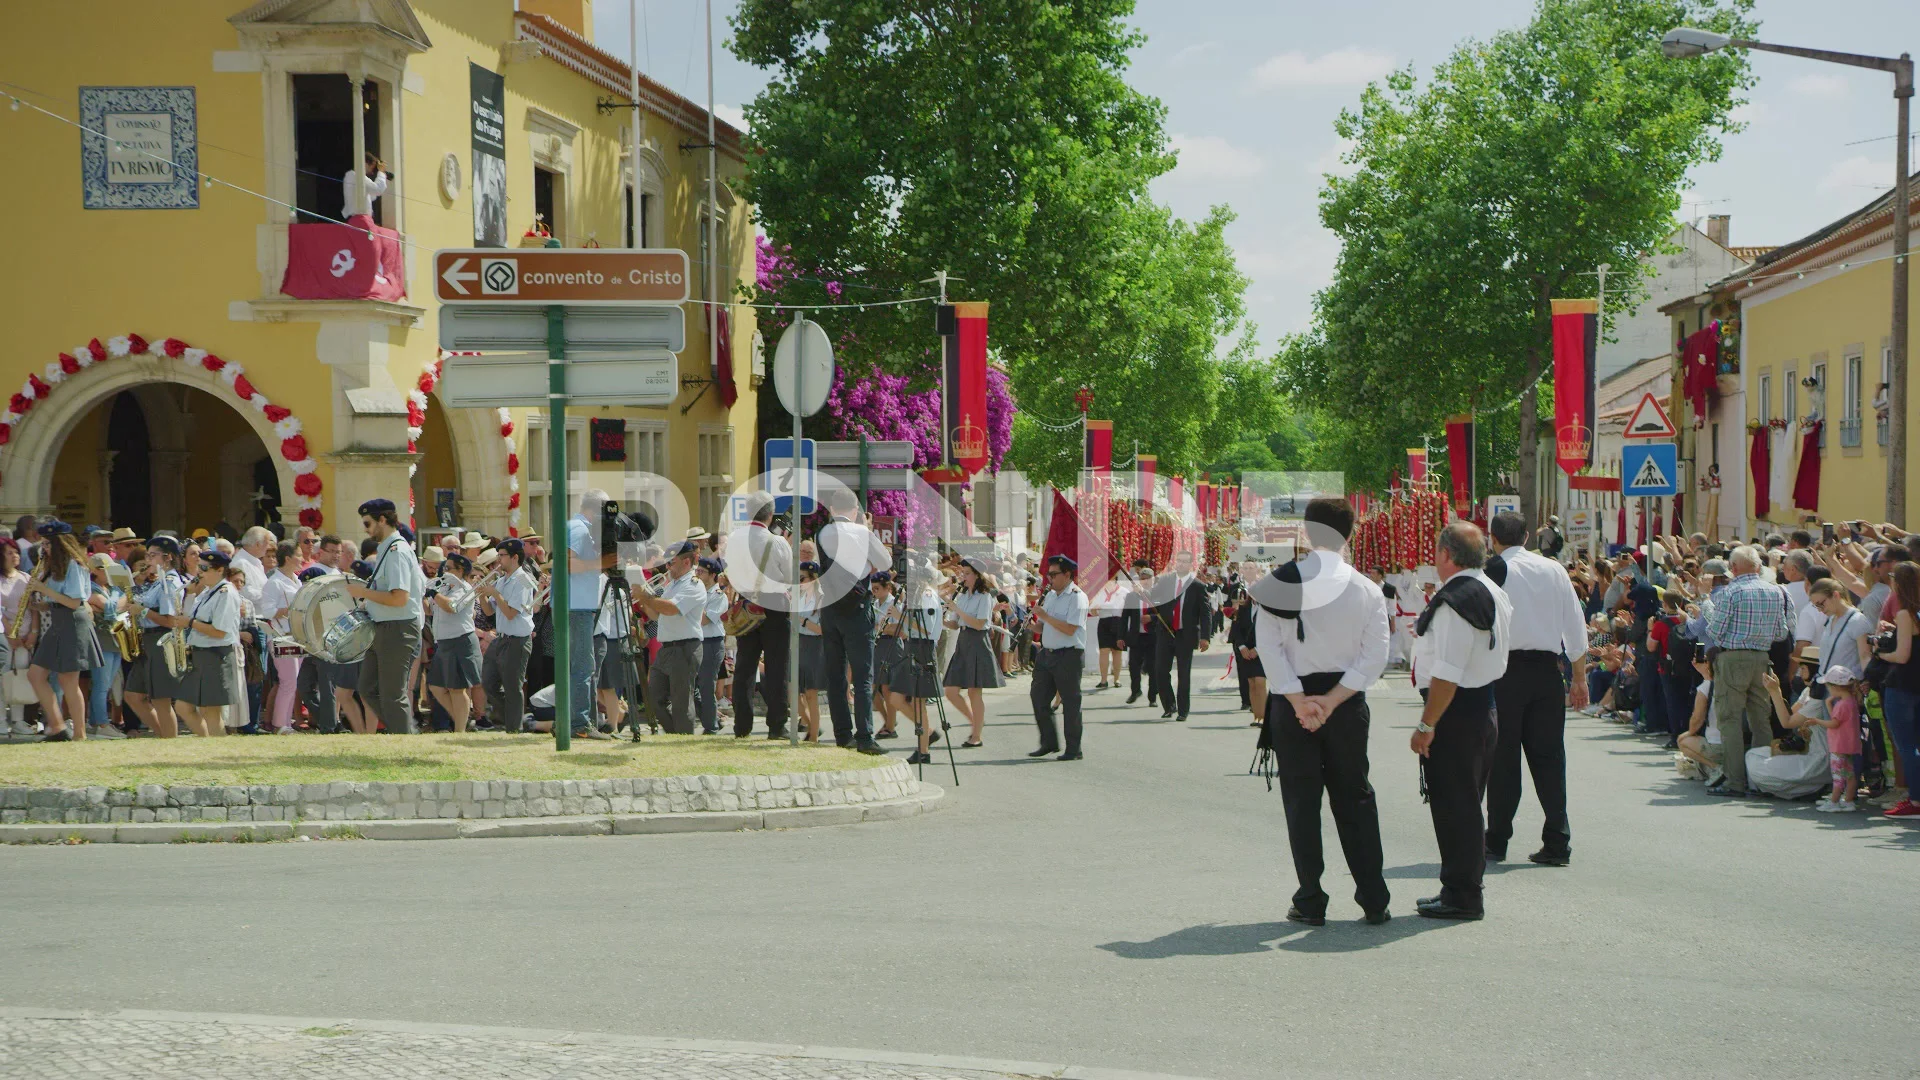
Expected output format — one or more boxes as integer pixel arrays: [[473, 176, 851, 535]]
[[1, 89, 946, 316], [1020, 411, 1088, 432]]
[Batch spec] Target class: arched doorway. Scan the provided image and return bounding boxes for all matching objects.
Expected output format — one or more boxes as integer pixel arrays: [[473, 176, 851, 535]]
[[42, 383, 281, 535], [411, 392, 459, 532]]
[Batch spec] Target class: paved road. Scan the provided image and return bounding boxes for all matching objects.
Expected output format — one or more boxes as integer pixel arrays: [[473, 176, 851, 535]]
[[3, 649, 1916, 1080]]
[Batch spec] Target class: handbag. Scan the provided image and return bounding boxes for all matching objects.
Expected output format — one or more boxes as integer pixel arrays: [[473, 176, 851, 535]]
[[1, 668, 35, 706]]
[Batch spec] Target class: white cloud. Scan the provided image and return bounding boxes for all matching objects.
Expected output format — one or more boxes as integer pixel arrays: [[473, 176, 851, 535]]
[[1250, 47, 1395, 90], [1167, 133, 1265, 182], [714, 103, 746, 131], [1170, 42, 1221, 68], [1307, 137, 1359, 179], [1817, 155, 1891, 195], [1239, 228, 1342, 286], [1788, 73, 1851, 100]]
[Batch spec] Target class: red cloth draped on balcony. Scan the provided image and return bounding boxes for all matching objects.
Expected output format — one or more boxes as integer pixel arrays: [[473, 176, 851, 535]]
[[281, 217, 407, 301], [1681, 326, 1719, 428], [1750, 424, 1771, 520], [1792, 420, 1823, 512]]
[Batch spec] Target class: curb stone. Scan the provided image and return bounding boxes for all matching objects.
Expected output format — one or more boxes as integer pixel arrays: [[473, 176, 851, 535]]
[[1, 785, 944, 844], [0, 1007, 1213, 1080]]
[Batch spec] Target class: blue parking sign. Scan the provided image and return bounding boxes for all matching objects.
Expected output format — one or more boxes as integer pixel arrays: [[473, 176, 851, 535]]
[[1621, 442, 1678, 497]]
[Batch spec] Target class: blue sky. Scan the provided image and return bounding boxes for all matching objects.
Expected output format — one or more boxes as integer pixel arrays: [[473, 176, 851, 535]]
[[595, 0, 1920, 346]]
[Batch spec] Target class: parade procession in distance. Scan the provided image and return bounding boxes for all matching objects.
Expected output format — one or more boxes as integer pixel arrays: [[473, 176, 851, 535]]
[[1, 3, 1916, 1080]]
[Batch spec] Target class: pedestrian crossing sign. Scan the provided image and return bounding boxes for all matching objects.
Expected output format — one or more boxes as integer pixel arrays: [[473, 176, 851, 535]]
[[1621, 442, 1678, 496]]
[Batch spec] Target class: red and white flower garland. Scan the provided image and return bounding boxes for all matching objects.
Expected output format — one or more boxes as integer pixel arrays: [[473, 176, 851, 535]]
[[0, 334, 325, 529], [412, 351, 523, 536]]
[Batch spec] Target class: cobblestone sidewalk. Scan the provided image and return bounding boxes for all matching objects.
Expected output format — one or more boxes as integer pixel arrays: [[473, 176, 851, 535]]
[[0, 1011, 1196, 1080]]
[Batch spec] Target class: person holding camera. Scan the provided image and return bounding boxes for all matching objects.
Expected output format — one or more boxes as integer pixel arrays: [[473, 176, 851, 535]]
[[634, 541, 706, 734], [563, 490, 625, 740]]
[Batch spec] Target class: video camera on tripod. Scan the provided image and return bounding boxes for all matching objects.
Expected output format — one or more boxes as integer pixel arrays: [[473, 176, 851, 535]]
[[599, 498, 656, 577]]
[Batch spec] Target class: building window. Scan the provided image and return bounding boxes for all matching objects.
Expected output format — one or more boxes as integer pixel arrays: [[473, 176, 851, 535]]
[[1758, 373, 1771, 426], [1842, 351, 1863, 447], [526, 417, 585, 533], [291, 74, 385, 225], [698, 426, 734, 533], [697, 211, 711, 302], [1784, 368, 1797, 429], [534, 165, 561, 241], [1811, 362, 1826, 448], [623, 186, 656, 248], [624, 422, 669, 526], [1881, 343, 1893, 446]]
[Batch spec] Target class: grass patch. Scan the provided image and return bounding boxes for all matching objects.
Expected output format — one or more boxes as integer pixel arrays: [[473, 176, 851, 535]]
[[319, 825, 364, 840], [0, 732, 884, 790], [299, 1026, 352, 1038]]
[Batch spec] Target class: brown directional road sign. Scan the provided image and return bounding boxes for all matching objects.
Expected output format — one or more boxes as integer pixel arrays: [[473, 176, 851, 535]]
[[434, 248, 689, 306]]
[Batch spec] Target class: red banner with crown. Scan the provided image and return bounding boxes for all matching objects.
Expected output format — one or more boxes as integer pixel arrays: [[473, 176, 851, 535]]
[[1552, 298, 1598, 477], [939, 301, 991, 475]]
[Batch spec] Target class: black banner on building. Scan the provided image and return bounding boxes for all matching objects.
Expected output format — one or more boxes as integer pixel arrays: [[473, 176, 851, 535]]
[[470, 63, 507, 246]]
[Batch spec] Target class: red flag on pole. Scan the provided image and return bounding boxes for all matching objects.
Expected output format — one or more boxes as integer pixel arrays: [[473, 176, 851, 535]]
[[1552, 298, 1598, 476], [1408, 448, 1428, 488], [938, 302, 990, 475], [1445, 415, 1474, 514], [1084, 419, 1113, 490], [1138, 455, 1157, 509], [1043, 488, 1112, 592]]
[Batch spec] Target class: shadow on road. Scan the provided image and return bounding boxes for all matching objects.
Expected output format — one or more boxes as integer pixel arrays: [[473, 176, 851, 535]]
[[1099, 914, 1464, 959]]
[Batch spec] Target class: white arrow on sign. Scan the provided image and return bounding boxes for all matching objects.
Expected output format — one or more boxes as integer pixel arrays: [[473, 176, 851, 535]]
[[441, 257, 477, 296]]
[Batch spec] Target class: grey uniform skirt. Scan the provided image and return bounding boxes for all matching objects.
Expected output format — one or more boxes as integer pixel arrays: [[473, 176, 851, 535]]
[[872, 636, 904, 685], [889, 639, 939, 699], [596, 634, 635, 693], [126, 627, 185, 700], [943, 626, 1005, 689], [179, 645, 239, 707], [428, 631, 482, 689], [797, 633, 828, 692], [32, 603, 105, 675]]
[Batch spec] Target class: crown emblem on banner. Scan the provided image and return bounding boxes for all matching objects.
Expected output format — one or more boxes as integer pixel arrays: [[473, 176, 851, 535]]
[[1556, 421, 1592, 460], [952, 415, 986, 459]]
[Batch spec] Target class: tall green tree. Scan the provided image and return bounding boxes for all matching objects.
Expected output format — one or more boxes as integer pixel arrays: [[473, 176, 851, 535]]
[[731, 0, 1272, 487], [1284, 0, 1754, 522]]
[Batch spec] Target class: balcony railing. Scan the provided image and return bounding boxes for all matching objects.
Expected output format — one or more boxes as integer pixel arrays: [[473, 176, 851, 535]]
[[1841, 417, 1863, 448]]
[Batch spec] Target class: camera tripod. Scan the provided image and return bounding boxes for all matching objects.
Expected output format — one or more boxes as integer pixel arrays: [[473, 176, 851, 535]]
[[900, 592, 960, 787], [592, 572, 649, 742]]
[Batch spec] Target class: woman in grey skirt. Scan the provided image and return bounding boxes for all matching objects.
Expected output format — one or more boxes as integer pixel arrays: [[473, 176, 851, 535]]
[[943, 557, 1004, 748], [172, 550, 242, 738], [795, 562, 826, 742], [426, 553, 482, 732], [24, 522, 105, 742], [870, 574, 902, 738]]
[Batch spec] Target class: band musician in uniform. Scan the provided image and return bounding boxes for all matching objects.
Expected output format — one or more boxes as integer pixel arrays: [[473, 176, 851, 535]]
[[1250, 497, 1391, 926], [346, 498, 426, 735]]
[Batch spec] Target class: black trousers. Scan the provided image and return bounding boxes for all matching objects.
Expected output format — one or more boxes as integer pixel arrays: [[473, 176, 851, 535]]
[[1129, 634, 1155, 699], [733, 612, 790, 738], [1486, 652, 1570, 859], [1422, 683, 1497, 913], [819, 600, 875, 746], [1270, 675, 1389, 917], [1031, 647, 1084, 753], [1152, 634, 1194, 716], [297, 653, 337, 732]]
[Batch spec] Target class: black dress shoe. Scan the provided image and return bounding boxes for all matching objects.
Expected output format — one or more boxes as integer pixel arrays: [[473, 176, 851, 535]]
[[856, 741, 889, 756], [1058, 751, 1083, 760], [1285, 904, 1325, 926], [1028, 747, 1060, 758], [1160, 710, 1177, 720], [1415, 901, 1483, 921], [1527, 849, 1571, 867], [1484, 849, 1505, 864], [1363, 908, 1391, 925], [1176, 714, 1188, 722], [906, 750, 930, 765], [40, 728, 72, 742], [1125, 692, 1141, 704]]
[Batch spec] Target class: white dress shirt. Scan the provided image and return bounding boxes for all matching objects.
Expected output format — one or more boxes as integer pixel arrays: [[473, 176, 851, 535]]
[[1412, 569, 1513, 690], [185, 582, 240, 649], [343, 169, 389, 218], [1251, 550, 1390, 696], [1786, 578, 1809, 619], [1492, 545, 1587, 658], [701, 586, 728, 639], [258, 570, 302, 634], [651, 569, 707, 642], [430, 578, 478, 639], [1792, 600, 1826, 646], [1038, 583, 1090, 650], [230, 548, 267, 607]]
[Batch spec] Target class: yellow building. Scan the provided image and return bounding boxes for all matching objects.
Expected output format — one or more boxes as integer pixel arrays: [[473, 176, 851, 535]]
[[0, 0, 757, 544], [1720, 180, 1919, 532]]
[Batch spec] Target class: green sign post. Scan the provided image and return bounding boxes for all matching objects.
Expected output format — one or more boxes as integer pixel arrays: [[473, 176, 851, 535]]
[[548, 305, 573, 751]]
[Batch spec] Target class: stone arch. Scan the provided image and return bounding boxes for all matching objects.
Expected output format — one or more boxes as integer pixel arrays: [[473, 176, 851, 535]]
[[0, 354, 298, 526], [427, 392, 512, 535]]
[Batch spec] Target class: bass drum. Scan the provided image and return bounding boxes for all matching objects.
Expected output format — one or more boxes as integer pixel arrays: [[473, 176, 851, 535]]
[[287, 573, 374, 664]]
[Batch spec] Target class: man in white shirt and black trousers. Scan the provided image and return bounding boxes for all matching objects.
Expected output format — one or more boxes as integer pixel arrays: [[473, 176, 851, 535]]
[[634, 541, 707, 734], [1410, 521, 1513, 921], [1029, 554, 1091, 760], [1482, 511, 1587, 867], [1250, 497, 1392, 927], [815, 488, 893, 755]]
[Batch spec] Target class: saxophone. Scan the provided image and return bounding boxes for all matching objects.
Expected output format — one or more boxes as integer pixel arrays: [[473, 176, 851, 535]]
[[157, 573, 192, 678], [8, 561, 45, 640]]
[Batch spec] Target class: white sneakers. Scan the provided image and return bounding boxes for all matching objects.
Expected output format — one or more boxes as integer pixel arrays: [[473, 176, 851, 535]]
[[1815, 798, 1858, 813], [8, 718, 39, 737], [87, 724, 128, 740]]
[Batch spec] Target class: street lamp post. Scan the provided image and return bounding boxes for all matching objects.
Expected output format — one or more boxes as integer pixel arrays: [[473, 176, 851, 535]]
[[1664, 28, 1914, 526]]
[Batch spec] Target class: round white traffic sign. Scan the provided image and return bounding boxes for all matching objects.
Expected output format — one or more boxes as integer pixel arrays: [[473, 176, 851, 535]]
[[772, 319, 835, 417]]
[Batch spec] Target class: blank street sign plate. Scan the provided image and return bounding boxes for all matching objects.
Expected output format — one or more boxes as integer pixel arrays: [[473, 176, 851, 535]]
[[438, 352, 678, 408], [439, 306, 686, 353]]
